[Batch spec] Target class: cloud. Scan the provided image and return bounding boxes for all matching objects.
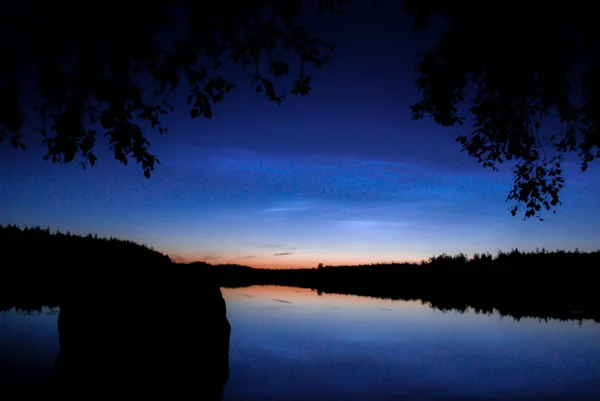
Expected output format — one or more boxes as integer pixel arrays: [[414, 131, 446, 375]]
[[168, 254, 188, 263], [328, 219, 415, 229], [272, 299, 292, 304], [241, 255, 256, 259], [201, 255, 223, 261], [265, 207, 308, 212], [158, 147, 515, 216], [274, 252, 293, 256], [154, 147, 519, 237]]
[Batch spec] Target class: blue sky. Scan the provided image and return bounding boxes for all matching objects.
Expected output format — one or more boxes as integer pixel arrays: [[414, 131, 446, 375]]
[[1, 0, 599, 267], [2, 142, 599, 268]]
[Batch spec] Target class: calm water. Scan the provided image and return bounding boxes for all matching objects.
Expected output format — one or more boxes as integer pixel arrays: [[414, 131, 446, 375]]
[[1, 285, 599, 400]]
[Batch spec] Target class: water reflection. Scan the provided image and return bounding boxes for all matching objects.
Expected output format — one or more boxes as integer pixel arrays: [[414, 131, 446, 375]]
[[0, 306, 59, 392], [1, 287, 230, 400], [223, 286, 600, 401], [50, 301, 230, 399], [1, 286, 599, 400]]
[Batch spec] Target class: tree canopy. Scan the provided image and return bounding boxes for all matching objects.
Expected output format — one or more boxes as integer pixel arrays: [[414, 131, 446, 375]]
[[0, 0, 348, 177], [2, 1, 599, 220], [403, 0, 600, 219]]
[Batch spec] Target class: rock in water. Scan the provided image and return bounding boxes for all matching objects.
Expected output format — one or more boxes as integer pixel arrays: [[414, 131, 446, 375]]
[[51, 268, 231, 400]]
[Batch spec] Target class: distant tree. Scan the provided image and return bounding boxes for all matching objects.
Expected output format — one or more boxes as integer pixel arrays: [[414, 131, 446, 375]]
[[0, 0, 351, 178], [403, 1, 600, 220]]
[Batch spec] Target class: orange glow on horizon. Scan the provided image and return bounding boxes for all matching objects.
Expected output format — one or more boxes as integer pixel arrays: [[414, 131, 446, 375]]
[[166, 251, 424, 269]]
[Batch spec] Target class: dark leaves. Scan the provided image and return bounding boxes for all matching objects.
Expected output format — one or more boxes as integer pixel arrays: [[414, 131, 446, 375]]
[[0, 82, 27, 143], [405, 2, 600, 219], [189, 90, 212, 119], [507, 158, 565, 220], [254, 75, 285, 104], [269, 60, 290, 78], [291, 75, 312, 97], [1, 0, 348, 179]]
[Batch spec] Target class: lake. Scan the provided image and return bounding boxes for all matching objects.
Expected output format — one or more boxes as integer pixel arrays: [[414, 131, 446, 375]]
[[1, 285, 599, 400]]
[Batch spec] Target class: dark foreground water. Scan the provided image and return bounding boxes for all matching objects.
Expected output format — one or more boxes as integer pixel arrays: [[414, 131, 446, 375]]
[[1, 285, 599, 400]]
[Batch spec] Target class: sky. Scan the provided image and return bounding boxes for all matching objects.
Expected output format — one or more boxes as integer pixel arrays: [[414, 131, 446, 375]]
[[1, 0, 600, 268]]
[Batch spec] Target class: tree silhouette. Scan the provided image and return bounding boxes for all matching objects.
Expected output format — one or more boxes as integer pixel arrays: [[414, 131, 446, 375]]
[[0, 0, 351, 178], [403, 1, 599, 220]]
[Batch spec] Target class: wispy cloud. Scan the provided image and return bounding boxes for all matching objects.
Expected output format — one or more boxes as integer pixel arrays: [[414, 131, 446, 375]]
[[162, 147, 485, 204], [157, 148, 517, 221], [135, 147, 600, 264], [265, 207, 308, 212], [241, 255, 255, 259], [328, 219, 415, 229], [168, 254, 188, 263]]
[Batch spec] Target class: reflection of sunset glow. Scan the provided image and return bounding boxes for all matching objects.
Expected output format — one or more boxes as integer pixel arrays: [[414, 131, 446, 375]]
[[221, 286, 600, 401], [222, 285, 425, 308]]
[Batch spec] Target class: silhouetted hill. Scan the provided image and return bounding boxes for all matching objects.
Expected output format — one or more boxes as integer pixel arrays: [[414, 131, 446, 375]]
[[0, 224, 173, 307], [214, 250, 600, 323], [0, 225, 230, 399]]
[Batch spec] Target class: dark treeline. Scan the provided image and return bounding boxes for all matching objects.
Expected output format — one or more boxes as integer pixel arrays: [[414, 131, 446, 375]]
[[0, 225, 230, 398], [0, 224, 226, 314], [1, 225, 598, 323], [213, 250, 600, 323], [0, 224, 173, 310]]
